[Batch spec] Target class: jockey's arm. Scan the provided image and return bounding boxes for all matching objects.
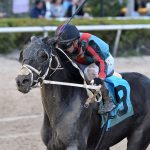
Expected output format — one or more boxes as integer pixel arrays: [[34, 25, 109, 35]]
[[76, 55, 95, 64], [87, 38, 108, 79]]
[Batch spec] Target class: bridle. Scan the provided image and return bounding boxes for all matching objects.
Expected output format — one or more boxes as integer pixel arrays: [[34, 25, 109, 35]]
[[20, 41, 63, 87], [22, 56, 63, 87]]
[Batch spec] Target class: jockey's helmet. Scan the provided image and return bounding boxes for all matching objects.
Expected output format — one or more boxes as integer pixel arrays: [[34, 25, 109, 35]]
[[55, 24, 80, 49]]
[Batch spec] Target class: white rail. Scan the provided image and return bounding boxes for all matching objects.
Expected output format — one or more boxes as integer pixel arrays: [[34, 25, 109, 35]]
[[0, 24, 150, 33], [0, 24, 150, 56]]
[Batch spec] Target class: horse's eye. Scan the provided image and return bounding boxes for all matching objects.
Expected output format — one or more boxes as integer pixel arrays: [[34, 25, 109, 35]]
[[37, 50, 49, 63]]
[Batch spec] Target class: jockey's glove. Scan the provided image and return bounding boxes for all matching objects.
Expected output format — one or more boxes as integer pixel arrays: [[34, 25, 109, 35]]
[[93, 78, 103, 85]]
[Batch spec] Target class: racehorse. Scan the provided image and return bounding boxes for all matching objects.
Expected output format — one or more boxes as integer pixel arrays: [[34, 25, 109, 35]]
[[16, 36, 150, 150]]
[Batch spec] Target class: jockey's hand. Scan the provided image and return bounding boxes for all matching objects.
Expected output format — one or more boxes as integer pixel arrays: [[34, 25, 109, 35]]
[[93, 78, 103, 85]]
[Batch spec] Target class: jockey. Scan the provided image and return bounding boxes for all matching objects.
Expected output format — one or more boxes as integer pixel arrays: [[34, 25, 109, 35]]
[[55, 23, 115, 112]]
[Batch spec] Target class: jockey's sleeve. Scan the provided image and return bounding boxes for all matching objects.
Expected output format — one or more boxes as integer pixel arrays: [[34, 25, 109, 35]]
[[76, 55, 94, 64], [79, 33, 109, 79], [87, 37, 109, 79], [86, 45, 106, 79]]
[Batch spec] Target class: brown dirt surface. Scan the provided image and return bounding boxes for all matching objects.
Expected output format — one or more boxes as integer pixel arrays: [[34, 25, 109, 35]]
[[0, 52, 150, 150]]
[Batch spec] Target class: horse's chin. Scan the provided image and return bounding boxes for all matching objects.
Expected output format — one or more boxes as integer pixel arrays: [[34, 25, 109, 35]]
[[17, 86, 31, 94]]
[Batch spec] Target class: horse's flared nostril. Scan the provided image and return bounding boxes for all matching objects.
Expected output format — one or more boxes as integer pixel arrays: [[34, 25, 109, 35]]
[[16, 76, 31, 93], [22, 79, 30, 85], [16, 75, 31, 87]]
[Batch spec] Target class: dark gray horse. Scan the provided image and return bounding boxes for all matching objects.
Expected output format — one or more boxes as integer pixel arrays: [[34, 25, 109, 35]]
[[16, 36, 150, 150]]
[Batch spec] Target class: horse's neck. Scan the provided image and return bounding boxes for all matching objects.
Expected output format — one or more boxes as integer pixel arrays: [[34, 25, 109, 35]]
[[41, 51, 87, 121], [50, 53, 83, 83], [41, 82, 87, 127]]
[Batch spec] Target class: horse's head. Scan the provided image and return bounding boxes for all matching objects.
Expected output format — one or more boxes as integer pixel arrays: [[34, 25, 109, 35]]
[[16, 36, 83, 93], [16, 36, 56, 93]]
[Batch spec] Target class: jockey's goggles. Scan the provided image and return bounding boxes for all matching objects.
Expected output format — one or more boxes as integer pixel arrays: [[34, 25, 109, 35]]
[[58, 41, 73, 50]]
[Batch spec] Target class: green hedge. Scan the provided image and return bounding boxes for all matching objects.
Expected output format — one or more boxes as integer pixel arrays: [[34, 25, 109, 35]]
[[0, 18, 150, 56]]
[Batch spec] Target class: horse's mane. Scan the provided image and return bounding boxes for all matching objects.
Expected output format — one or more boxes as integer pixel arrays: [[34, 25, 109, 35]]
[[43, 37, 84, 84], [56, 48, 84, 84]]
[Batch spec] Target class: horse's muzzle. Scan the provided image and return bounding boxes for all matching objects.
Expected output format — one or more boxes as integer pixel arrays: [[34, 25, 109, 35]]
[[15, 74, 32, 93]]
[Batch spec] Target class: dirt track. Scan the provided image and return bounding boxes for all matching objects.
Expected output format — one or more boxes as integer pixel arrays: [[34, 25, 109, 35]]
[[0, 52, 150, 150]]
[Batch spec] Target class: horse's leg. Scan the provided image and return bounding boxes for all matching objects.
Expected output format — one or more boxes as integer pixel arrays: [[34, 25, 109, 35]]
[[41, 111, 52, 147], [127, 117, 150, 150]]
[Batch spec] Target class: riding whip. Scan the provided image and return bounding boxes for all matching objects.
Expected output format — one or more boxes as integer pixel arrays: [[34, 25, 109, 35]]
[[65, 0, 88, 25], [56, 0, 88, 41]]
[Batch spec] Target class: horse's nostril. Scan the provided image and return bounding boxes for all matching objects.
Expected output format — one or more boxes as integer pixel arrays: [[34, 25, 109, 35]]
[[22, 79, 30, 85]]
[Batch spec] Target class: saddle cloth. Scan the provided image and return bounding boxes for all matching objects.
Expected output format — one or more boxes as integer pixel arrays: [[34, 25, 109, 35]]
[[100, 75, 134, 129]]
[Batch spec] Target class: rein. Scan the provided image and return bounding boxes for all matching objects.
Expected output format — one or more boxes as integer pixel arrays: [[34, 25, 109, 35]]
[[43, 80, 101, 90]]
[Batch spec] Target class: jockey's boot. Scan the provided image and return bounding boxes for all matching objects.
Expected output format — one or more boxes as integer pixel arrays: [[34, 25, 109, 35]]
[[92, 78, 116, 113], [99, 83, 116, 114]]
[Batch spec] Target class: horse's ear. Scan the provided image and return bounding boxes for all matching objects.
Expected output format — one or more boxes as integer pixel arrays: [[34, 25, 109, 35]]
[[30, 36, 37, 42], [19, 50, 23, 63]]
